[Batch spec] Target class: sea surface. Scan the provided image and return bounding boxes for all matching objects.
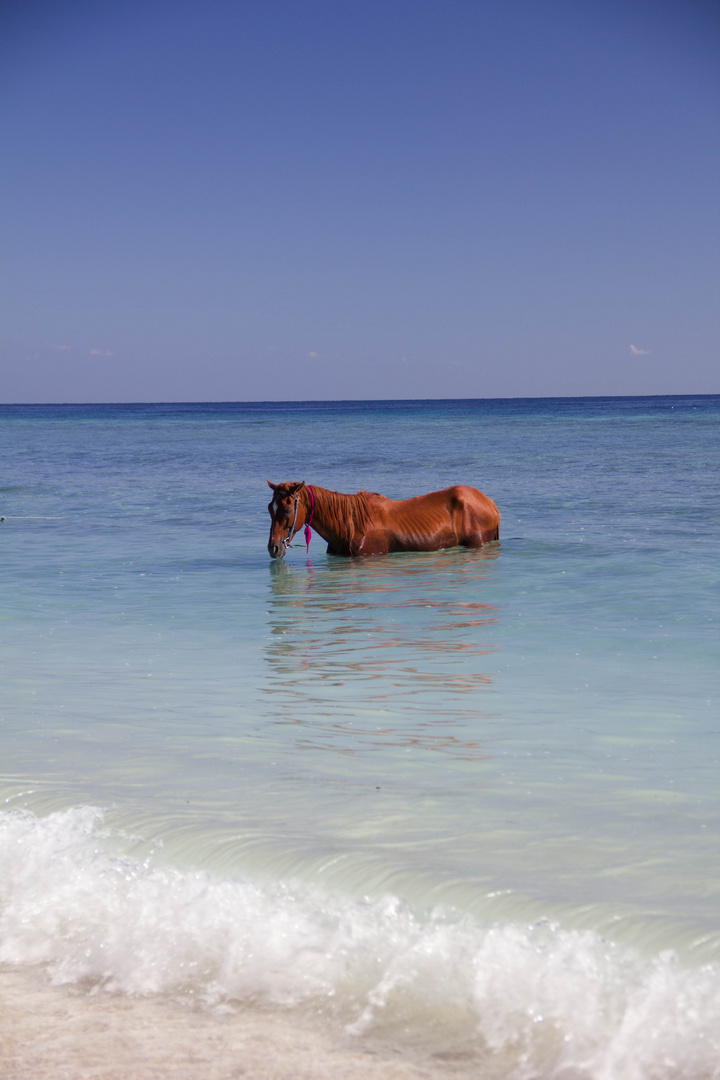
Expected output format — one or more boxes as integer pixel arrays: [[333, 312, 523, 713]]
[[1, 396, 718, 1079]]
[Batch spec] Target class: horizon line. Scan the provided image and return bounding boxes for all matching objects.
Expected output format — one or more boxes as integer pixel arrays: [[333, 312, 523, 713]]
[[2, 391, 719, 408]]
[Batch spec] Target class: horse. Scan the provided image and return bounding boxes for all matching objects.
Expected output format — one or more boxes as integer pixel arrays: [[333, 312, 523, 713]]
[[267, 481, 500, 559]]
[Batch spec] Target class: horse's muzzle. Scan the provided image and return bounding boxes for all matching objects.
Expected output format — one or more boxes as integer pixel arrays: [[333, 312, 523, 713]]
[[268, 539, 287, 559]]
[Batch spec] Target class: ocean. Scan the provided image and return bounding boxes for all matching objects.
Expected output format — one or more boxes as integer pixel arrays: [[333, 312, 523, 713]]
[[1, 396, 718, 1079]]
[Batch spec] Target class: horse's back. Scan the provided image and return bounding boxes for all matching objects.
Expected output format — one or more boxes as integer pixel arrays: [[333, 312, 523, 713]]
[[368, 485, 499, 548], [397, 484, 498, 518], [447, 484, 500, 518]]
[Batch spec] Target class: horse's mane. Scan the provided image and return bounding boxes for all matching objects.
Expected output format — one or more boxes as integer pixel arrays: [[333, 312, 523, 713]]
[[314, 486, 374, 541]]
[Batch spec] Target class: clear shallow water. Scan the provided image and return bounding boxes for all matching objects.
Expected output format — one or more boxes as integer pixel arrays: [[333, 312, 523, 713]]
[[1, 397, 719, 1078]]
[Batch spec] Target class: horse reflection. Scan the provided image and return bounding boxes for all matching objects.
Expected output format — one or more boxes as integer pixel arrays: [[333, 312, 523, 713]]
[[264, 549, 500, 761]]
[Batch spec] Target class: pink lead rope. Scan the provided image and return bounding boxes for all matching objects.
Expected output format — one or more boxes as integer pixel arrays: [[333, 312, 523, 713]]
[[304, 486, 315, 553]]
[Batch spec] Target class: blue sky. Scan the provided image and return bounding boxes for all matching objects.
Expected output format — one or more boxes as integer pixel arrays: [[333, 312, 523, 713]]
[[1, 0, 718, 402]]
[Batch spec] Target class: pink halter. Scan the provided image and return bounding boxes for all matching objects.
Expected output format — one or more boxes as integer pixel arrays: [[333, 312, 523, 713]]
[[304, 486, 315, 553]]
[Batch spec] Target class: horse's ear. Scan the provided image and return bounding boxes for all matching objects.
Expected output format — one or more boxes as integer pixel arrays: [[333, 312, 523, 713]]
[[267, 480, 277, 491], [289, 481, 306, 495]]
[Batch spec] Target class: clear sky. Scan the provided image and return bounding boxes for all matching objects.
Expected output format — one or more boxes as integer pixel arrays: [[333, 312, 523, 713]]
[[1, 0, 718, 403]]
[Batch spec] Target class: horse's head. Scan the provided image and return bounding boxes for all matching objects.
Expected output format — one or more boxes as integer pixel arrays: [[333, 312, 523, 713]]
[[267, 480, 306, 559]]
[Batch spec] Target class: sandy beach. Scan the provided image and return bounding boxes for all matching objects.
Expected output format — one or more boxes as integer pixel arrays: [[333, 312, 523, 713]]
[[0, 967, 484, 1080]]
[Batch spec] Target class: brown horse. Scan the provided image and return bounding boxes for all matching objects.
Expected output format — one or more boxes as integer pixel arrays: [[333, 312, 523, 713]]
[[267, 481, 500, 559]]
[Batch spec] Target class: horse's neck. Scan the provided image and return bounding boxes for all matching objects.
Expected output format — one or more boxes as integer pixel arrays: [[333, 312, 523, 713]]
[[308, 485, 365, 545]]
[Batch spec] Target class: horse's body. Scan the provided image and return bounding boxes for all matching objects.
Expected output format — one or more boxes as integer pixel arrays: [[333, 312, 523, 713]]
[[267, 481, 499, 559]]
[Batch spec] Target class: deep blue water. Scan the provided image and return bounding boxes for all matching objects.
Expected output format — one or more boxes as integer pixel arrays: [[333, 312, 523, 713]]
[[1, 395, 719, 1078]]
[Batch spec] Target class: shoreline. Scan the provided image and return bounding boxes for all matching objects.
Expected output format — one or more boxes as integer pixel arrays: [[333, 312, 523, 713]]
[[0, 967, 482, 1080]]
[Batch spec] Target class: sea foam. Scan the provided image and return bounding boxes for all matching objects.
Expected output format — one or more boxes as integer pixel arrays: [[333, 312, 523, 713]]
[[1, 805, 719, 1079]]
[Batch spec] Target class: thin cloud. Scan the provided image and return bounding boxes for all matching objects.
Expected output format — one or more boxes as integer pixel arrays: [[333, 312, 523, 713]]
[[630, 344, 650, 355], [308, 351, 319, 359], [51, 344, 71, 351], [90, 348, 113, 357]]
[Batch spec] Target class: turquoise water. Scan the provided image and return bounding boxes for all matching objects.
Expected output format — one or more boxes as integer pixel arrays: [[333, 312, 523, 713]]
[[1, 397, 719, 1078]]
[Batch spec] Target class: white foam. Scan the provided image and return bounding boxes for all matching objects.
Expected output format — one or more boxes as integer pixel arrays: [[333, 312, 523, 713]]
[[1, 806, 719, 1079]]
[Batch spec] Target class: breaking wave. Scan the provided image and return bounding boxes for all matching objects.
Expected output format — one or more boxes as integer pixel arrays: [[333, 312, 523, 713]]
[[1, 806, 719, 1079]]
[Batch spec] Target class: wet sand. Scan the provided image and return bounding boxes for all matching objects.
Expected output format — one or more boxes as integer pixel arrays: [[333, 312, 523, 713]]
[[0, 968, 482, 1080]]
